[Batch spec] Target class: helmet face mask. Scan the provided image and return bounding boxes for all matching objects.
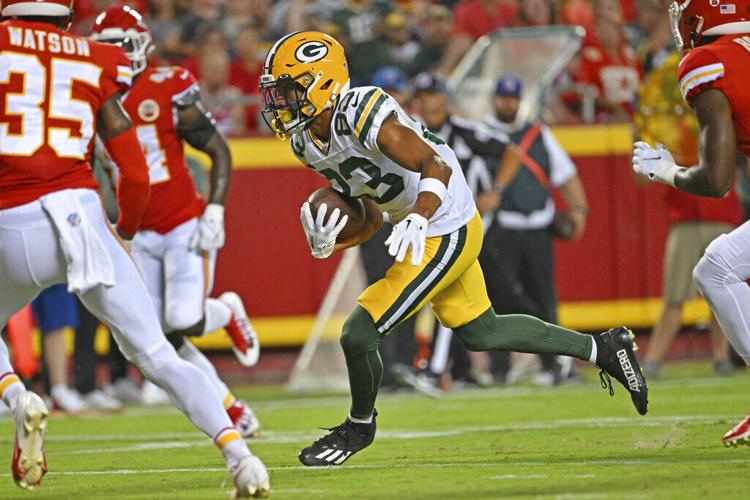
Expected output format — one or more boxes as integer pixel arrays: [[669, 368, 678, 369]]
[[93, 30, 151, 74], [260, 73, 318, 138]]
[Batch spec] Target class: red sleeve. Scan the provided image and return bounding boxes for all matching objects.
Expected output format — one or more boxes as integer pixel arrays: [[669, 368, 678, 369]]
[[677, 47, 726, 105], [104, 128, 150, 236], [96, 44, 133, 102], [169, 66, 201, 104]]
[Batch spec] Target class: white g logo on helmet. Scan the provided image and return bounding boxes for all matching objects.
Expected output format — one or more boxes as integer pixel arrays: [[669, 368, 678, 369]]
[[295, 41, 328, 63]]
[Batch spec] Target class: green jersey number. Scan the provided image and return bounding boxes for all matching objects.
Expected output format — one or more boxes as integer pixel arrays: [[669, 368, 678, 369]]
[[319, 157, 404, 204]]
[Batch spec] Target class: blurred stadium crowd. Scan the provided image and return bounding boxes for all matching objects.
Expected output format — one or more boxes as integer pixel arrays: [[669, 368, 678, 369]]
[[70, 0, 672, 135]]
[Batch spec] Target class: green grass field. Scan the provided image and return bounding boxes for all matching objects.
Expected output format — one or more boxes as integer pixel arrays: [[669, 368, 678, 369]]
[[2, 362, 749, 499]]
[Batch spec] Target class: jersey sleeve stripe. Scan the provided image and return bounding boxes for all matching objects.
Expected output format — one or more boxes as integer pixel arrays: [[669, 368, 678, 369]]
[[352, 88, 379, 127], [679, 63, 725, 98], [172, 83, 201, 103], [354, 89, 384, 139], [356, 93, 388, 145], [116, 65, 133, 86]]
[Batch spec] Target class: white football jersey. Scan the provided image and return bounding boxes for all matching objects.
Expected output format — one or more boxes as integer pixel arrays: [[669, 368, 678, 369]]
[[290, 86, 476, 237]]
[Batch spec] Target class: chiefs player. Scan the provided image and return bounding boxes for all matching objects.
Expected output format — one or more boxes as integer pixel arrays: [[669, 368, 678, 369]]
[[90, 6, 262, 437], [0, 0, 268, 495], [633, 0, 750, 447]]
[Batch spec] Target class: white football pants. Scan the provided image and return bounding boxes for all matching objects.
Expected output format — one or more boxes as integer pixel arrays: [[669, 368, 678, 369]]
[[131, 218, 215, 332], [0, 189, 239, 444], [693, 219, 750, 364]]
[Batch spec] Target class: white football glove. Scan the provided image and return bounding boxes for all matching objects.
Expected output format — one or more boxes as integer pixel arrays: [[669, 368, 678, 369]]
[[190, 203, 225, 251], [232, 455, 270, 498], [632, 141, 681, 186], [300, 201, 348, 259], [385, 213, 429, 266]]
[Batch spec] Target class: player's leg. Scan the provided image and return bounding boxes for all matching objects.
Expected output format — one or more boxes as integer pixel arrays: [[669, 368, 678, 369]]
[[432, 221, 647, 414], [74, 196, 266, 491], [160, 220, 260, 436], [692, 221, 750, 364], [0, 208, 63, 490], [691, 221, 750, 446], [130, 231, 172, 405], [298, 213, 486, 467]]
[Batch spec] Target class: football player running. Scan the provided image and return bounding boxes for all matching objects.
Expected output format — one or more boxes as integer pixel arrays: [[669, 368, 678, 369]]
[[261, 31, 648, 467], [633, 0, 750, 447], [90, 5, 261, 438], [0, 1, 268, 495]]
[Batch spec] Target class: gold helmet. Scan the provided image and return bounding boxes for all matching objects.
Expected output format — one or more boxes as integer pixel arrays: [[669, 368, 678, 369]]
[[260, 31, 350, 139]]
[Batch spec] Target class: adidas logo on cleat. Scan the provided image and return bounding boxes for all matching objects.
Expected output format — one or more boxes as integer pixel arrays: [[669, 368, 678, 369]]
[[616, 349, 640, 392]]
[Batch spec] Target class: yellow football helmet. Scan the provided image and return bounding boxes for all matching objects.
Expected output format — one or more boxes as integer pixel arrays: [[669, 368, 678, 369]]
[[260, 31, 350, 139]]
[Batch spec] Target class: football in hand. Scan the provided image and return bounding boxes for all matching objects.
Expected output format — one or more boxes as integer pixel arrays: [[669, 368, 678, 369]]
[[307, 187, 366, 241]]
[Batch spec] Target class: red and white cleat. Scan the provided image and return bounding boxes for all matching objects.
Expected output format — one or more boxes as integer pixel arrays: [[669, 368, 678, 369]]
[[12, 391, 49, 490], [219, 292, 260, 367], [227, 399, 261, 438], [723, 414, 750, 447]]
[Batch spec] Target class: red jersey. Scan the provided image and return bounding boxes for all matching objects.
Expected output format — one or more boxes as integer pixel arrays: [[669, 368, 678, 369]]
[[0, 20, 132, 209], [678, 34, 750, 157], [578, 43, 642, 117], [122, 64, 205, 233]]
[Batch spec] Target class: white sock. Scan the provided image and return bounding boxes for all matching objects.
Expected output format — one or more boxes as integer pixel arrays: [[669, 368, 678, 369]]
[[349, 413, 373, 424], [0, 375, 25, 411], [203, 298, 233, 334], [588, 338, 598, 364], [222, 434, 252, 472], [177, 341, 231, 402]]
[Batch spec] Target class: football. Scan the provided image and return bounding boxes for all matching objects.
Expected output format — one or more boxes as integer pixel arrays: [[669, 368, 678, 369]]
[[307, 187, 366, 241]]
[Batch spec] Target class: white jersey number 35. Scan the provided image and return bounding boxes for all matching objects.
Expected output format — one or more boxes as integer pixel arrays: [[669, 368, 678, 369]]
[[0, 52, 101, 158]]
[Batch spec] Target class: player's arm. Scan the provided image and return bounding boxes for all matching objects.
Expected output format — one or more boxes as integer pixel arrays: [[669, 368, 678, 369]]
[[97, 94, 150, 239], [177, 101, 231, 204], [334, 199, 384, 250], [377, 114, 451, 220], [176, 97, 232, 250], [675, 89, 737, 197], [633, 89, 736, 198], [376, 114, 452, 265]]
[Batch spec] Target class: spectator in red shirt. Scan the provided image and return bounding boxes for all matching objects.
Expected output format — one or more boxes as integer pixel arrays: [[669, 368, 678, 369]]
[[229, 24, 263, 134], [440, 0, 519, 72], [577, 14, 642, 122]]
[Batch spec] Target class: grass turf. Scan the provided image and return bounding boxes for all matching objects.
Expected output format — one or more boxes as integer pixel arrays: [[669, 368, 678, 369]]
[[1, 361, 749, 499]]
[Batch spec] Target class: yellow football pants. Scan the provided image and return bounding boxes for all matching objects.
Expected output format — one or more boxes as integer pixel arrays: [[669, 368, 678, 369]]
[[359, 211, 491, 334]]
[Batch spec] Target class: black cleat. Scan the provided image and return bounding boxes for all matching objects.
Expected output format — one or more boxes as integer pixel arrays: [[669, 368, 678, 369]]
[[298, 411, 377, 466], [594, 327, 648, 415]]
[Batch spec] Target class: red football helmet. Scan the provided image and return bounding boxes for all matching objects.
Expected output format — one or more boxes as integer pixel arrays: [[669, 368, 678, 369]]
[[90, 5, 153, 74], [670, 0, 750, 50], [1, 0, 73, 17]]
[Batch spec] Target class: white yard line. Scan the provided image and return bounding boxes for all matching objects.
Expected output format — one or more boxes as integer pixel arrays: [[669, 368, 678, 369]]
[[15, 413, 739, 449], [1, 458, 747, 479]]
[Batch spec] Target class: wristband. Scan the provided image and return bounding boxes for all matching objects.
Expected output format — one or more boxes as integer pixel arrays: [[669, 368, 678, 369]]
[[652, 163, 681, 187], [418, 178, 448, 202], [204, 203, 224, 218]]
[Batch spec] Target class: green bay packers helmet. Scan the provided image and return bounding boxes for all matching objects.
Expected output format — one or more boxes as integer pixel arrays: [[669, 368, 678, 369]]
[[260, 31, 350, 139]]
